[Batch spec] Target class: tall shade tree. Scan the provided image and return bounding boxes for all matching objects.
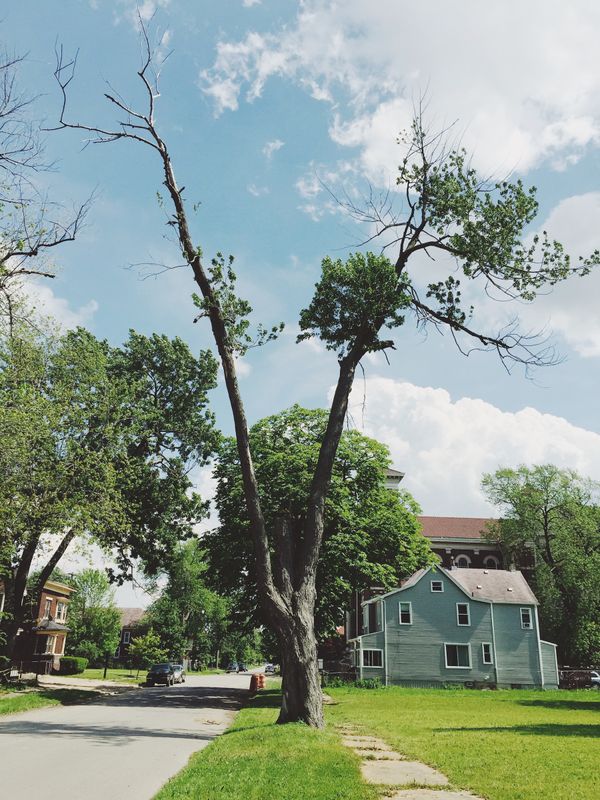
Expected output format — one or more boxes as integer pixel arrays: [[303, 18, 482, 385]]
[[66, 569, 121, 664], [482, 465, 600, 664], [0, 322, 219, 661], [52, 26, 599, 726], [205, 406, 435, 640]]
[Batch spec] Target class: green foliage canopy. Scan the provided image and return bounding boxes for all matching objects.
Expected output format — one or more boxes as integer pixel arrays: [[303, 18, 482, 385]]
[[205, 405, 435, 638], [482, 464, 600, 665]]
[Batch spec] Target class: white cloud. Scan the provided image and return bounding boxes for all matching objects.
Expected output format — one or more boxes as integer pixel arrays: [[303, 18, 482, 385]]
[[201, 1, 600, 179], [346, 376, 600, 516], [243, 0, 262, 7], [262, 139, 284, 159], [26, 282, 99, 330], [247, 183, 269, 197]]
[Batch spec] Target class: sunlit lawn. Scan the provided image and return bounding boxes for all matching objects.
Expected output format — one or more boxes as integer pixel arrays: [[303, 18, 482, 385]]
[[0, 686, 101, 715], [155, 685, 600, 800], [328, 685, 600, 800]]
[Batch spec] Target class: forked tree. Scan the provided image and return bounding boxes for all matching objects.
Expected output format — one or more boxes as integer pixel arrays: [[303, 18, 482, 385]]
[[51, 26, 599, 726]]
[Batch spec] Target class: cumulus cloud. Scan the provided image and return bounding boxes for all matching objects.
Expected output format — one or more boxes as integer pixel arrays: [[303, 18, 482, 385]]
[[201, 1, 600, 180], [262, 139, 284, 159], [243, 0, 262, 7], [346, 376, 600, 516], [26, 282, 99, 330], [247, 183, 269, 197]]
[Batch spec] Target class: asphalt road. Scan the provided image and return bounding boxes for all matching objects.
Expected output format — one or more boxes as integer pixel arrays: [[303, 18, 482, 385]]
[[0, 673, 251, 800]]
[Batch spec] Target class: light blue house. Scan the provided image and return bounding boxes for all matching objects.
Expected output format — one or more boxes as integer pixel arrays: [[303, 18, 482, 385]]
[[349, 567, 559, 689]]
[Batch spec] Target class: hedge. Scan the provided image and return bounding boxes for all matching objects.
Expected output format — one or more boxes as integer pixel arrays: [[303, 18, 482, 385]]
[[57, 656, 88, 675]]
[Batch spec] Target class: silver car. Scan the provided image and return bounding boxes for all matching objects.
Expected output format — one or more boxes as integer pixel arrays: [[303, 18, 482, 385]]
[[171, 664, 186, 684]]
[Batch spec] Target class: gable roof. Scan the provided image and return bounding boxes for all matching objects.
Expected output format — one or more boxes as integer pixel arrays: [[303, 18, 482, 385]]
[[447, 568, 538, 605], [119, 607, 147, 628], [418, 516, 497, 541]]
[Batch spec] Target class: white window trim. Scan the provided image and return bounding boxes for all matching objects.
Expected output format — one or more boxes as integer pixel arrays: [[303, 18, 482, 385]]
[[430, 580, 444, 593], [398, 601, 413, 625], [44, 635, 56, 655], [454, 554, 472, 568], [483, 555, 500, 569], [444, 642, 472, 669], [482, 642, 493, 665], [362, 648, 384, 668], [456, 603, 471, 627], [123, 631, 131, 644], [43, 598, 52, 619], [56, 602, 67, 622], [520, 607, 533, 630]]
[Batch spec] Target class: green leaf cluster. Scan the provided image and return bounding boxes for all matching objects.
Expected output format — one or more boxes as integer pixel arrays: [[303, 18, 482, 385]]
[[205, 405, 435, 639]]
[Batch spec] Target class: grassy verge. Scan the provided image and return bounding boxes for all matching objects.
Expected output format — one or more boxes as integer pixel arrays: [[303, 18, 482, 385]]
[[327, 685, 600, 800], [154, 689, 377, 800], [0, 686, 101, 716]]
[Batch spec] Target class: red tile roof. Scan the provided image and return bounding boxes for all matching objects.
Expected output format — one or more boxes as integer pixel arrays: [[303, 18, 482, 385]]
[[418, 516, 497, 541]]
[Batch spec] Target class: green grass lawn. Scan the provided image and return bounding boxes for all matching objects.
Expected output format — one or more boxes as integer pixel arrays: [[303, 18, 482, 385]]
[[0, 686, 101, 716], [154, 685, 600, 800], [327, 685, 600, 800], [154, 690, 378, 800]]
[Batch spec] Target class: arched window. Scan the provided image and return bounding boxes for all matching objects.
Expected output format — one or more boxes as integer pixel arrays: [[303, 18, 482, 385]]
[[454, 554, 472, 568], [483, 555, 500, 570]]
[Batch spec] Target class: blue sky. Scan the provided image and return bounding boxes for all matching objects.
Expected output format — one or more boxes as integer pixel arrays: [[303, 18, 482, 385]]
[[6, 2, 600, 602]]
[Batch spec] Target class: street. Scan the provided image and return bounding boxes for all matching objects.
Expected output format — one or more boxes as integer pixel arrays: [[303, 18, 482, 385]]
[[0, 673, 250, 799]]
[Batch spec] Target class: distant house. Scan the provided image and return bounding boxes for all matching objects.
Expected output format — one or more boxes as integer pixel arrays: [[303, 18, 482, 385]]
[[348, 566, 558, 689], [9, 580, 76, 672], [114, 608, 147, 661], [418, 516, 505, 569]]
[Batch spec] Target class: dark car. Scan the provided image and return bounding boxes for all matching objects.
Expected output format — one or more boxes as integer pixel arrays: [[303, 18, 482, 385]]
[[172, 664, 186, 683], [146, 663, 175, 687], [226, 662, 238, 673], [237, 662, 248, 672]]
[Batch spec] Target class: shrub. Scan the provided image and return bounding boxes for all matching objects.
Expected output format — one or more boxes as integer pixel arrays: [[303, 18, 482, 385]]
[[57, 656, 88, 675]]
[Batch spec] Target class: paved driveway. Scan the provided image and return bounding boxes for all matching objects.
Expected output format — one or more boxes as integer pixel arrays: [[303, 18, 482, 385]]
[[0, 673, 251, 800]]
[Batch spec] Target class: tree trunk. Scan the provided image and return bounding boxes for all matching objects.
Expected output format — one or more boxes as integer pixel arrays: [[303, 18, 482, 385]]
[[277, 611, 323, 727]]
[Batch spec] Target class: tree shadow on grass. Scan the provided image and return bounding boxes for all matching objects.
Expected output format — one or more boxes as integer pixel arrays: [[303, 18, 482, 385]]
[[437, 723, 600, 738], [247, 689, 281, 709], [518, 699, 600, 712]]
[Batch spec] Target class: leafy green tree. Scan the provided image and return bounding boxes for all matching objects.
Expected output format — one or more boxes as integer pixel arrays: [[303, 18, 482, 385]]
[[66, 569, 121, 664], [128, 630, 168, 675], [0, 323, 219, 661], [55, 34, 599, 725], [206, 406, 435, 641], [482, 465, 600, 664]]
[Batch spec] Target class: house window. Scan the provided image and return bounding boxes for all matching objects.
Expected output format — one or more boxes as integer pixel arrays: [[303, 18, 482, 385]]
[[520, 608, 533, 630], [43, 598, 52, 619], [431, 580, 444, 593], [56, 602, 67, 622], [123, 631, 131, 644], [362, 604, 369, 634], [375, 601, 383, 631], [482, 643, 493, 664], [362, 649, 383, 668], [454, 554, 471, 568], [483, 555, 500, 569], [456, 603, 471, 626], [399, 602, 412, 625], [444, 643, 471, 669], [44, 635, 56, 655], [114, 646, 120, 658]]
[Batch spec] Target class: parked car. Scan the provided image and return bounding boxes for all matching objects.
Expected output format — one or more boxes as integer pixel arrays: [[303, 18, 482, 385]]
[[591, 671, 600, 688], [146, 663, 175, 687], [171, 664, 186, 683], [226, 661, 238, 673], [264, 663, 275, 675], [237, 662, 248, 672]]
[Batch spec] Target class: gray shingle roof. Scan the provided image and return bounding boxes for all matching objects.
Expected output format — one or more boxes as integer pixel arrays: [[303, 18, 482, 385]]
[[447, 568, 538, 605], [118, 607, 147, 628]]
